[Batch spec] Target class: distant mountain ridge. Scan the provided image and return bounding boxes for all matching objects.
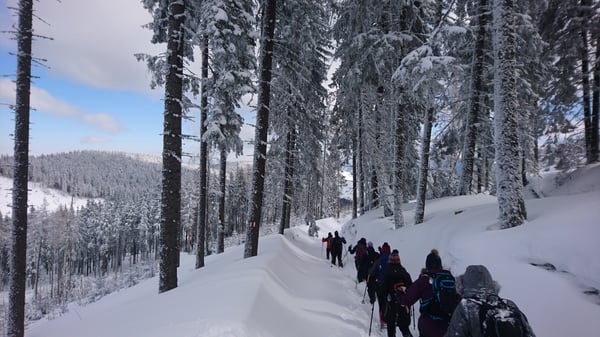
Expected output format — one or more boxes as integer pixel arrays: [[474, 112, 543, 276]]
[[0, 150, 194, 199]]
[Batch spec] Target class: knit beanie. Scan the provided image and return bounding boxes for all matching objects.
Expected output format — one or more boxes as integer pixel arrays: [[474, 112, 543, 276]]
[[425, 249, 442, 269], [389, 251, 401, 264], [367, 241, 373, 248]]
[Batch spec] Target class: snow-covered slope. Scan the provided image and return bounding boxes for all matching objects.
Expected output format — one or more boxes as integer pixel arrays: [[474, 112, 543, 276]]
[[24, 163, 600, 337], [0, 176, 93, 216]]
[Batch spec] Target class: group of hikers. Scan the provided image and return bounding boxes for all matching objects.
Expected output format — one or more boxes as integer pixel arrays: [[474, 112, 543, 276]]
[[321, 233, 536, 337]]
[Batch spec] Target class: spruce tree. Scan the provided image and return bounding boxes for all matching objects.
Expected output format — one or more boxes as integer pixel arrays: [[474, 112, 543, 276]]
[[492, 0, 527, 228], [7, 1, 33, 335], [244, 0, 277, 258]]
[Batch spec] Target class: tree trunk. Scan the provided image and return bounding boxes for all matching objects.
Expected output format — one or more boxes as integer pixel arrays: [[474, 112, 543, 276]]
[[580, 23, 593, 164], [7, 0, 33, 335], [279, 126, 296, 234], [459, 0, 489, 195], [244, 0, 277, 258], [492, 0, 527, 228], [415, 108, 434, 225], [159, 0, 184, 293], [34, 241, 41, 299], [217, 148, 226, 253], [393, 102, 406, 229], [358, 98, 365, 215], [351, 136, 358, 219], [196, 37, 209, 269], [592, 36, 599, 162]]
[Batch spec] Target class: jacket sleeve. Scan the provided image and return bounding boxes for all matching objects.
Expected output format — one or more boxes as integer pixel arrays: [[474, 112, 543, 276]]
[[444, 301, 470, 337], [401, 274, 426, 306]]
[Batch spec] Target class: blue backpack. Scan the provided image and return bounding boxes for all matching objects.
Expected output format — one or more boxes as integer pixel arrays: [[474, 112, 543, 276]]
[[419, 270, 458, 321]]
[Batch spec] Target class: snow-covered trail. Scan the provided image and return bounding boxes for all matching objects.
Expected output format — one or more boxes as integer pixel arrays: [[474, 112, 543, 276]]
[[286, 215, 419, 337]]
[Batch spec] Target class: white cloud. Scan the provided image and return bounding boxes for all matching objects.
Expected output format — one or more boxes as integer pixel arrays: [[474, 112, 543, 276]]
[[81, 135, 111, 144], [0, 78, 123, 133], [3, 0, 165, 94]]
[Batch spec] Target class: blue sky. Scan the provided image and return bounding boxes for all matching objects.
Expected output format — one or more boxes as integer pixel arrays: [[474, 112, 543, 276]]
[[0, 0, 255, 163]]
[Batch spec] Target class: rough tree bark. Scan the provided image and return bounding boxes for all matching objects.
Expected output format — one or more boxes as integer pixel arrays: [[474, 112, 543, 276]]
[[492, 0, 527, 228], [244, 0, 277, 258], [196, 37, 209, 268], [7, 1, 33, 336], [415, 108, 434, 225], [459, 0, 489, 195], [159, 0, 184, 293]]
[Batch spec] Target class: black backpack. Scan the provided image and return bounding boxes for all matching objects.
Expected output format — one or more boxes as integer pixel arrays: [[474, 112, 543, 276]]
[[420, 270, 458, 321], [475, 295, 527, 337]]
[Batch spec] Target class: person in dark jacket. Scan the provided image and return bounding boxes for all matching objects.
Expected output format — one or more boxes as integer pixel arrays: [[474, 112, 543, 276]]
[[368, 242, 392, 328], [330, 231, 346, 267], [401, 249, 454, 337], [321, 232, 333, 260], [349, 237, 367, 281], [362, 242, 380, 303], [381, 250, 413, 337], [444, 265, 535, 337]]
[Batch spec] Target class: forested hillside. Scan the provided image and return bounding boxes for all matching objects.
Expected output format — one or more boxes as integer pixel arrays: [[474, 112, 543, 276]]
[[0, 151, 168, 198]]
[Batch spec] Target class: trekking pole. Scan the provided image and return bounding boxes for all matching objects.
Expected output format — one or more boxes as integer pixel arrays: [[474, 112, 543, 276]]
[[368, 301, 375, 336], [361, 275, 369, 303], [411, 305, 415, 331]]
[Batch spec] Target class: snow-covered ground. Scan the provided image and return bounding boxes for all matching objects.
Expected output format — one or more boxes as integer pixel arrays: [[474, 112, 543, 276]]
[[0, 176, 93, 216], [24, 163, 600, 337]]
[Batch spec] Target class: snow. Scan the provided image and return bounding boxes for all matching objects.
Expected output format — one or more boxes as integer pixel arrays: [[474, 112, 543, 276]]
[[0, 176, 94, 217], [23, 163, 600, 337]]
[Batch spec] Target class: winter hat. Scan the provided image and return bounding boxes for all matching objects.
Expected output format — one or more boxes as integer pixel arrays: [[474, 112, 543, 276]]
[[389, 250, 401, 264], [367, 241, 373, 248], [425, 249, 442, 269], [359, 238, 367, 245], [461, 265, 501, 298], [381, 242, 391, 254]]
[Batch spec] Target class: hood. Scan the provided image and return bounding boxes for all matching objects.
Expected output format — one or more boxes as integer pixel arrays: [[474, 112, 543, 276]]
[[460, 265, 500, 298]]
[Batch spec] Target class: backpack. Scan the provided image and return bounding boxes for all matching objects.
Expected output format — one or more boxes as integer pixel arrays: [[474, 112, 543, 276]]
[[391, 281, 407, 304], [419, 270, 458, 321], [475, 295, 527, 337]]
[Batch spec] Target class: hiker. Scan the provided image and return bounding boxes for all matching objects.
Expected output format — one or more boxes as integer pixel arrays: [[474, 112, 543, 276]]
[[444, 265, 536, 337], [362, 242, 380, 304], [381, 250, 413, 337], [348, 237, 367, 281], [362, 241, 379, 281], [368, 242, 392, 328], [401, 249, 459, 337], [321, 232, 333, 260], [331, 231, 346, 267]]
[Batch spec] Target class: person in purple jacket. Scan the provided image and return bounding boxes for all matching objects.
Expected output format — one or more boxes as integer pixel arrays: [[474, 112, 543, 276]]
[[401, 249, 454, 337]]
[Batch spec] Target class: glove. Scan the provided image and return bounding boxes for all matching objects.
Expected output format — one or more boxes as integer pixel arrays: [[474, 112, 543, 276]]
[[370, 296, 376, 304], [348, 245, 352, 252]]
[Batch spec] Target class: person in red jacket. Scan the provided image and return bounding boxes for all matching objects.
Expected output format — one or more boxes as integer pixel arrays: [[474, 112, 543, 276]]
[[321, 232, 333, 259], [401, 249, 456, 337]]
